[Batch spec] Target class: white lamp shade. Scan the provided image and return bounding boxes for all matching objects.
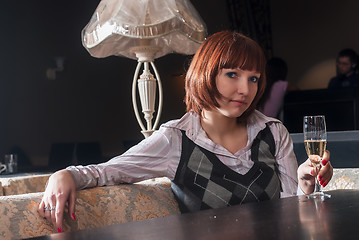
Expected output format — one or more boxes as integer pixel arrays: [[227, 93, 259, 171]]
[[82, 0, 207, 60]]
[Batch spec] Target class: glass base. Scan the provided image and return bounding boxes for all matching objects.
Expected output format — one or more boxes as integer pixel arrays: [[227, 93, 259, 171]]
[[306, 191, 331, 200]]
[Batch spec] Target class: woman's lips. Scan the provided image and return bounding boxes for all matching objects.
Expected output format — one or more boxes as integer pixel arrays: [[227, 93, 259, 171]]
[[230, 100, 246, 106]]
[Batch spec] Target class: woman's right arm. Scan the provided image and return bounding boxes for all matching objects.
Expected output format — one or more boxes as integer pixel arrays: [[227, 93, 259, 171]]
[[37, 125, 181, 232], [67, 127, 181, 189]]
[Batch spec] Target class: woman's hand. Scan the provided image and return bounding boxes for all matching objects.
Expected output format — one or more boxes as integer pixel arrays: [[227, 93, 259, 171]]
[[38, 169, 76, 233], [317, 151, 333, 188], [297, 150, 333, 195]]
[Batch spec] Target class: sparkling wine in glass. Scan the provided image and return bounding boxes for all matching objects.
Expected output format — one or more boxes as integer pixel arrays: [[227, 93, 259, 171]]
[[303, 115, 331, 199]]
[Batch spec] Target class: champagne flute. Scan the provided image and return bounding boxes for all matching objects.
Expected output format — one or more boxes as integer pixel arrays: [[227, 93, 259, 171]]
[[303, 115, 331, 199]]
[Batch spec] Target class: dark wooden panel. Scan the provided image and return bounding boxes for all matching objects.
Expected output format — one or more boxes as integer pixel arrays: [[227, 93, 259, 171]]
[[283, 88, 359, 133]]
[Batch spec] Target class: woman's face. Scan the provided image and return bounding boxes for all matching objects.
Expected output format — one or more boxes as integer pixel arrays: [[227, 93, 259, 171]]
[[214, 68, 259, 118]]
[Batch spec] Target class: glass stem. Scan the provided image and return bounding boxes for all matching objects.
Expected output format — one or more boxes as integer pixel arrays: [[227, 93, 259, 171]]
[[314, 166, 322, 193]]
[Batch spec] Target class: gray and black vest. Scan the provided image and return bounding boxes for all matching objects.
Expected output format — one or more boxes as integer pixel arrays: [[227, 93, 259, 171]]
[[171, 125, 281, 213]]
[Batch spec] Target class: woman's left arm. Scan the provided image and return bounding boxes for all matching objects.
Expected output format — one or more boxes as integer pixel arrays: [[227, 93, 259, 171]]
[[271, 122, 332, 196], [271, 123, 299, 197], [273, 122, 333, 195]]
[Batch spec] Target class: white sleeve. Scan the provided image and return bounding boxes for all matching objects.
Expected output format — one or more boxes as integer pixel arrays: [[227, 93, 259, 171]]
[[270, 122, 299, 198], [66, 126, 182, 190]]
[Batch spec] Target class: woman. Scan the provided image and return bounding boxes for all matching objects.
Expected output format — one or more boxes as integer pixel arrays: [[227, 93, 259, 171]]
[[258, 57, 289, 118], [38, 31, 333, 232]]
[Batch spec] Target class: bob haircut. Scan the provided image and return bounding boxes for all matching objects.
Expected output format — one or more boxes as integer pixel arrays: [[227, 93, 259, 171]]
[[185, 31, 267, 120]]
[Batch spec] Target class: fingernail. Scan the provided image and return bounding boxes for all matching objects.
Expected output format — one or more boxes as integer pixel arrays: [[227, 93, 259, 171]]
[[58, 228, 62, 233], [318, 175, 322, 180], [322, 159, 327, 166], [323, 182, 327, 187], [320, 180, 324, 185], [72, 213, 76, 221]]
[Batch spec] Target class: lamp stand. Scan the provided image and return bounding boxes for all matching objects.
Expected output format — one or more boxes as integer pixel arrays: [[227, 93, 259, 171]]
[[131, 46, 163, 138]]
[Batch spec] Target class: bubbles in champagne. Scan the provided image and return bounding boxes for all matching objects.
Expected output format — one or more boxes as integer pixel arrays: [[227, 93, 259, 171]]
[[304, 140, 326, 167]]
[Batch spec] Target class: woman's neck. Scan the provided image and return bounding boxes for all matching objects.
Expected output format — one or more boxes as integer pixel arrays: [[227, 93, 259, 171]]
[[200, 110, 248, 154], [200, 110, 239, 133]]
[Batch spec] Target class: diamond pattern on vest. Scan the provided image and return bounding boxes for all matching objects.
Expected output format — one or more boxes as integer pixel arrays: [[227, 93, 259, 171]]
[[172, 126, 281, 213]]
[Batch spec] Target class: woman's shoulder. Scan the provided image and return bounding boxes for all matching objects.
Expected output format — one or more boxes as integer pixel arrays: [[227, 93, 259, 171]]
[[249, 110, 281, 125], [248, 110, 289, 137], [249, 111, 292, 156], [160, 111, 201, 132]]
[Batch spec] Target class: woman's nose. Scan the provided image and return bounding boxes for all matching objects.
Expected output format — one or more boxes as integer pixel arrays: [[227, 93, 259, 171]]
[[236, 79, 249, 95]]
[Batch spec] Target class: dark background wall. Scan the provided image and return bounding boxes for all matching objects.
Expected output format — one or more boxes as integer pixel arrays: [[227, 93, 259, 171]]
[[271, 0, 359, 89], [0, 0, 230, 167], [1, 0, 358, 167]]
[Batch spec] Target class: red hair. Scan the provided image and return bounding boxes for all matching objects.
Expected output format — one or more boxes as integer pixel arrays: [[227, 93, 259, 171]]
[[185, 31, 267, 120]]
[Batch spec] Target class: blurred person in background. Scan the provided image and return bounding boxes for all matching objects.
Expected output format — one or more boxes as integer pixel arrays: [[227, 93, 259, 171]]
[[328, 48, 359, 88], [258, 57, 298, 119]]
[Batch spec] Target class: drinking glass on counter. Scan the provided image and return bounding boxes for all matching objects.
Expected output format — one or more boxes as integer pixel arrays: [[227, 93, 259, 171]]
[[303, 115, 331, 199], [4, 154, 18, 174]]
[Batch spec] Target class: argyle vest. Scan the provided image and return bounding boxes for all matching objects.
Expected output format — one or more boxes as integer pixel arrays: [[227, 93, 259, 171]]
[[171, 125, 281, 213]]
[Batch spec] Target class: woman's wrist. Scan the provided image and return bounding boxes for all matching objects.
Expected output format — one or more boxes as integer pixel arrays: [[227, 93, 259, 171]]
[[298, 178, 315, 195]]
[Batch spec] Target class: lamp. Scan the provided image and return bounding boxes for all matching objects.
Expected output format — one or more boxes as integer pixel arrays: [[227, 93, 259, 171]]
[[82, 0, 207, 138]]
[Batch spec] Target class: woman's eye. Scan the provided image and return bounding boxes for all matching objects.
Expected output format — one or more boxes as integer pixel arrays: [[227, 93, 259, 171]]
[[249, 76, 259, 83], [226, 72, 237, 78]]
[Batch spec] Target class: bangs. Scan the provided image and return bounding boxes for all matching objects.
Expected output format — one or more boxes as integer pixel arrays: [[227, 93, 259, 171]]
[[220, 36, 266, 74]]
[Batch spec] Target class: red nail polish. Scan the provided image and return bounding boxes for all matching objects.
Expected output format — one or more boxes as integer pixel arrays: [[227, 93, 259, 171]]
[[58, 228, 62, 233], [322, 159, 327, 166], [318, 175, 322, 180], [323, 182, 327, 187], [72, 213, 76, 220]]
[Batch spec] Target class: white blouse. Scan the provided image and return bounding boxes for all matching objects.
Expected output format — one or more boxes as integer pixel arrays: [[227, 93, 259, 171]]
[[67, 110, 299, 198]]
